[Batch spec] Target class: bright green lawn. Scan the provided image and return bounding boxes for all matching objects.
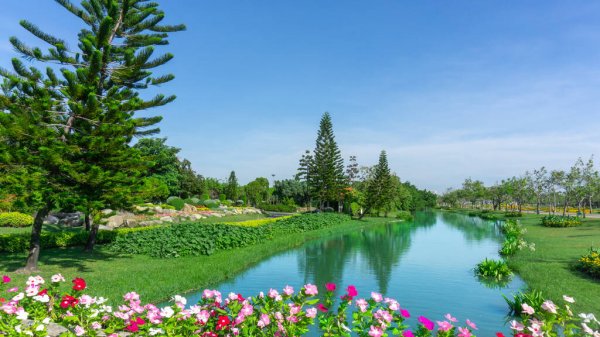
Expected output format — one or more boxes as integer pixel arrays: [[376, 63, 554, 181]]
[[0, 217, 388, 305]]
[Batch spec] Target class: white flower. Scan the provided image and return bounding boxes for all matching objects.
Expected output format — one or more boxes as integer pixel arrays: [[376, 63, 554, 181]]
[[12, 292, 25, 302], [96, 297, 107, 305], [51, 274, 65, 283], [25, 286, 39, 297], [582, 323, 594, 334], [33, 294, 50, 303], [172, 295, 187, 306], [563, 295, 575, 303], [149, 328, 164, 336], [35, 324, 44, 331], [15, 308, 29, 321], [42, 318, 50, 324], [160, 306, 174, 318], [580, 313, 598, 323]]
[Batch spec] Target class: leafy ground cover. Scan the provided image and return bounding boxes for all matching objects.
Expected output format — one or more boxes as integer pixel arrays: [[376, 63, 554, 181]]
[[0, 217, 390, 304]]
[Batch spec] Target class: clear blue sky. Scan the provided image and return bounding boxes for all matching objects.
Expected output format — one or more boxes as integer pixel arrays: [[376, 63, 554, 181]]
[[2, 1, 600, 192]]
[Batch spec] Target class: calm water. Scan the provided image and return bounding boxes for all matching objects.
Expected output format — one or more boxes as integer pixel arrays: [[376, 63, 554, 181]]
[[181, 211, 525, 336]]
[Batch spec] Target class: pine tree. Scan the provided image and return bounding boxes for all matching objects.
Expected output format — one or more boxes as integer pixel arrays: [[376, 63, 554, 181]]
[[296, 149, 314, 209], [1, 0, 185, 267], [226, 171, 239, 201], [311, 112, 346, 209], [361, 150, 393, 218]]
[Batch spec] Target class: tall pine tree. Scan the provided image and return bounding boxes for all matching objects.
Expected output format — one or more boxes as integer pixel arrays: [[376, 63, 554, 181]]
[[296, 149, 314, 209], [1, 0, 185, 268], [226, 171, 239, 201], [361, 150, 393, 218], [311, 112, 346, 209]]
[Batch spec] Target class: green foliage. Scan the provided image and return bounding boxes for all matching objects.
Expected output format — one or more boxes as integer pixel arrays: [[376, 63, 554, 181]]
[[244, 178, 270, 206], [504, 211, 523, 217], [166, 197, 185, 210], [498, 219, 531, 256], [395, 211, 414, 221], [0, 212, 34, 227], [350, 202, 361, 216], [273, 179, 307, 206], [219, 194, 226, 202], [259, 204, 297, 213], [225, 171, 239, 201], [363, 151, 393, 215], [203, 199, 221, 209], [108, 213, 349, 258], [541, 215, 582, 227], [576, 248, 600, 279], [503, 290, 545, 316], [475, 258, 513, 280]]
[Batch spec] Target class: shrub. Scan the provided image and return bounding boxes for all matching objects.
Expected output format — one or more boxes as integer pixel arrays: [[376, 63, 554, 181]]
[[498, 219, 533, 256], [219, 193, 226, 202], [503, 289, 545, 316], [541, 215, 582, 227], [203, 199, 221, 209], [235, 200, 245, 206], [0, 212, 34, 227], [479, 213, 499, 221], [166, 197, 185, 210], [504, 211, 523, 217], [259, 203, 297, 213], [395, 211, 414, 221], [576, 248, 600, 279], [475, 258, 512, 280], [350, 202, 361, 216], [160, 204, 176, 210]]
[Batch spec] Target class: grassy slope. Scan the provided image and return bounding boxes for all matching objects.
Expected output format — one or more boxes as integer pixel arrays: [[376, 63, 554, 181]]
[[0, 217, 389, 304], [447, 208, 600, 313]]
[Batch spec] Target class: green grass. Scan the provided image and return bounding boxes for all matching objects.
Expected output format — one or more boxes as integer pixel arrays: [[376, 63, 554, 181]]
[[0, 217, 389, 305], [445, 208, 600, 313]]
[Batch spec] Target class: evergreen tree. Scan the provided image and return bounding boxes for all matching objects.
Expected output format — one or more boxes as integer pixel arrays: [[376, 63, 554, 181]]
[[226, 171, 239, 201], [311, 112, 346, 209], [1, 0, 185, 266], [296, 149, 314, 208], [361, 150, 393, 218]]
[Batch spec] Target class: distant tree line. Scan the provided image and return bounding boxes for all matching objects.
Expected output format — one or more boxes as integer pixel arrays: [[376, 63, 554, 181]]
[[439, 157, 600, 216]]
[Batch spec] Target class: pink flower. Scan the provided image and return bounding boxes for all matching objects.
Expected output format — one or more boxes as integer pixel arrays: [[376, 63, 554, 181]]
[[124, 292, 140, 302], [283, 285, 294, 296], [355, 298, 368, 312], [541, 300, 557, 314], [305, 307, 317, 318], [347, 285, 358, 297], [51, 274, 65, 283], [2, 276, 10, 283], [387, 299, 400, 311], [437, 321, 453, 332], [268, 289, 280, 299], [368, 325, 383, 337], [7, 287, 18, 293], [257, 313, 271, 328], [371, 292, 383, 302], [521, 303, 535, 315], [400, 309, 411, 318], [445, 313, 458, 322], [510, 320, 524, 331], [326, 283, 336, 291], [316, 303, 328, 312], [91, 322, 102, 330], [74, 326, 85, 336], [304, 284, 318, 296], [418, 316, 434, 331], [402, 330, 415, 337], [458, 327, 472, 337], [466, 319, 478, 330]]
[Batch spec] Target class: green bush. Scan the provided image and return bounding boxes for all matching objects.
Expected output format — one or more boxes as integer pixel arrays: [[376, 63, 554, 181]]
[[167, 197, 185, 210], [109, 213, 349, 258], [219, 194, 226, 202], [541, 215, 582, 227], [479, 213, 499, 221], [160, 204, 176, 210], [350, 202, 361, 217], [504, 211, 523, 218], [203, 199, 221, 209], [475, 258, 512, 280], [259, 204, 297, 213], [395, 211, 414, 221], [498, 219, 531, 256], [503, 289, 544, 316], [576, 248, 600, 279], [0, 212, 34, 227]]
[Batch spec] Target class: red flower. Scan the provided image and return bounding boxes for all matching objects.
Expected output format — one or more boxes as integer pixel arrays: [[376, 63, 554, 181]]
[[202, 332, 217, 337], [125, 323, 139, 332], [0, 298, 5, 303], [60, 295, 78, 309], [72, 278, 86, 291], [515, 334, 534, 337], [316, 303, 328, 312], [496, 333, 506, 337], [2, 275, 10, 284], [216, 315, 230, 330], [347, 285, 358, 297], [38, 289, 48, 296], [134, 317, 145, 325], [237, 293, 245, 302], [325, 283, 336, 292]]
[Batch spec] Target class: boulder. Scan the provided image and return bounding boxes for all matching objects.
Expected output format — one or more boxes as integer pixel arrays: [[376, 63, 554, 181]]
[[44, 215, 59, 225], [159, 216, 173, 222], [105, 212, 136, 228], [100, 209, 113, 216], [182, 203, 196, 213]]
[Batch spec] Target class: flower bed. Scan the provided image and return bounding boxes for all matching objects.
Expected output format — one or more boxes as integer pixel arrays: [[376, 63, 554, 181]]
[[1, 275, 598, 337], [541, 215, 582, 227], [576, 248, 600, 279]]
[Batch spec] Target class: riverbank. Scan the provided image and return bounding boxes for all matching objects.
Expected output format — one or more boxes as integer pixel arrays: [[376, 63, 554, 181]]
[[443, 208, 600, 313], [0, 216, 391, 304]]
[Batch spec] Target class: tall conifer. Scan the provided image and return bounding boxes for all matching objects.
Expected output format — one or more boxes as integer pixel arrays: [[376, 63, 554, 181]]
[[362, 150, 393, 218]]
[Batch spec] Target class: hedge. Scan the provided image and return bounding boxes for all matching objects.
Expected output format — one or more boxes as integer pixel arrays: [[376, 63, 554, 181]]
[[0, 212, 34, 227]]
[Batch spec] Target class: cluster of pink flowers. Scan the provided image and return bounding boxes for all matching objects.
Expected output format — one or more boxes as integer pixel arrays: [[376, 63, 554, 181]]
[[1, 274, 597, 337]]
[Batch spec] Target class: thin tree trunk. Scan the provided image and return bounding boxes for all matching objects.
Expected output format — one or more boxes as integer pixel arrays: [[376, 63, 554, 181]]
[[536, 198, 540, 215], [84, 211, 91, 231], [22, 205, 50, 272], [85, 221, 99, 252]]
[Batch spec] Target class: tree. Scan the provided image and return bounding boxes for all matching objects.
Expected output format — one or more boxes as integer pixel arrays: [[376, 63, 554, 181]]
[[488, 182, 508, 211], [361, 151, 393, 218], [296, 150, 314, 209], [2, 0, 185, 263], [178, 159, 204, 199], [528, 167, 548, 214], [346, 155, 360, 186], [225, 171, 239, 201], [505, 176, 531, 213], [134, 138, 183, 197], [272, 179, 306, 206], [462, 178, 486, 208], [310, 112, 346, 209], [245, 177, 270, 206]]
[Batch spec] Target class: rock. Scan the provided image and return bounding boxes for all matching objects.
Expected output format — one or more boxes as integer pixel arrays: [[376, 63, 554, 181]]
[[160, 216, 173, 222], [152, 206, 163, 213], [161, 208, 177, 214], [124, 219, 139, 228], [44, 215, 59, 225], [98, 225, 112, 231], [100, 209, 113, 215], [182, 203, 196, 213], [104, 212, 136, 228], [190, 214, 204, 220], [46, 323, 68, 336]]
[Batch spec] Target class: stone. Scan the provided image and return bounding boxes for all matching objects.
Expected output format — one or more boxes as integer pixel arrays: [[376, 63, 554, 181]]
[[160, 216, 173, 222], [100, 209, 113, 215], [152, 206, 163, 213], [161, 208, 177, 214], [46, 323, 68, 336], [44, 215, 59, 225], [182, 203, 196, 213]]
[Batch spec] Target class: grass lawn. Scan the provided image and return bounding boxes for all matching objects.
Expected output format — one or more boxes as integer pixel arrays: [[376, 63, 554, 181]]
[[0, 217, 389, 305], [446, 208, 600, 313]]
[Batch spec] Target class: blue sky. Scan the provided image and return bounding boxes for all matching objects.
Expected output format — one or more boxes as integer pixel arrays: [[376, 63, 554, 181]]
[[2, 1, 600, 192]]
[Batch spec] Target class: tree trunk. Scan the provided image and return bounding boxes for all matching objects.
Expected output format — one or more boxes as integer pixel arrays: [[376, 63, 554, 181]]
[[22, 205, 50, 272], [536, 198, 540, 215], [85, 222, 99, 252], [589, 196, 594, 216], [85, 211, 91, 231], [563, 198, 568, 216]]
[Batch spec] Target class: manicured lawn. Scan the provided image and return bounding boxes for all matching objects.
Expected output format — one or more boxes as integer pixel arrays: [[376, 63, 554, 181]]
[[0, 217, 389, 305], [445, 208, 600, 313]]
